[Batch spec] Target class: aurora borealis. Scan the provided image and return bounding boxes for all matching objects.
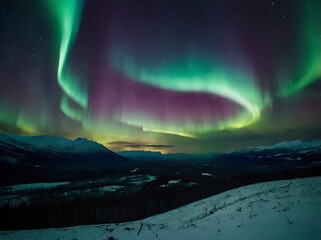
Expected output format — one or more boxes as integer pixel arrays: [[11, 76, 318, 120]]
[[0, 0, 321, 153]]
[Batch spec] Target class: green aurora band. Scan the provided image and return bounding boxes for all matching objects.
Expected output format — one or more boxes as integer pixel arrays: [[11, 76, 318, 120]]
[[46, 0, 87, 118], [111, 55, 270, 137], [280, 0, 321, 96]]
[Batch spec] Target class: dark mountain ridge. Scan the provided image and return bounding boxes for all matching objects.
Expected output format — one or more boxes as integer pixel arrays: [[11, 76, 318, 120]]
[[0, 133, 132, 185]]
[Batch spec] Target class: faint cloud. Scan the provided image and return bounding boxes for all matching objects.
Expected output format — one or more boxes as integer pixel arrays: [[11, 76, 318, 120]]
[[108, 141, 134, 145], [108, 141, 174, 149], [127, 144, 175, 149]]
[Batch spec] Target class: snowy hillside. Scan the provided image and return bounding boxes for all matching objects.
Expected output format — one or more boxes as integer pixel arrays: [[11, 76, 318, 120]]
[[1, 176, 320, 240]]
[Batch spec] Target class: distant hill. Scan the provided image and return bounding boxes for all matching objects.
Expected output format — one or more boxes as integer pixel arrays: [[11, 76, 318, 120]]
[[118, 150, 163, 160], [206, 139, 321, 176], [236, 139, 321, 153], [117, 150, 216, 161]]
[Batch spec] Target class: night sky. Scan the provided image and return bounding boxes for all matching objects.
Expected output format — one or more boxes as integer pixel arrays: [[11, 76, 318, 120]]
[[1, 0, 321, 153]]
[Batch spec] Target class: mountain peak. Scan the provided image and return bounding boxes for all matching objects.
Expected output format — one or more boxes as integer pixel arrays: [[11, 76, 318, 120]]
[[74, 137, 90, 142]]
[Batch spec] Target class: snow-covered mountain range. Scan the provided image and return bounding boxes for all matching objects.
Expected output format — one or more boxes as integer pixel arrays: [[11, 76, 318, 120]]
[[237, 139, 321, 153], [0, 133, 130, 170], [1, 176, 320, 240], [0, 134, 108, 154], [118, 139, 321, 160]]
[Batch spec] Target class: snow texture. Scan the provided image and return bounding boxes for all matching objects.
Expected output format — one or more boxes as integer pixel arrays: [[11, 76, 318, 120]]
[[1, 176, 321, 240], [1, 182, 70, 193]]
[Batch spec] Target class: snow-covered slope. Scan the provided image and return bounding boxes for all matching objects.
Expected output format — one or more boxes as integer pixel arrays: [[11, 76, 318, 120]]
[[1, 176, 320, 240]]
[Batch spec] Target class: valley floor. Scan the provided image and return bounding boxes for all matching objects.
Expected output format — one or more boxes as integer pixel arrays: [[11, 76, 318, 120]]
[[1, 176, 321, 240]]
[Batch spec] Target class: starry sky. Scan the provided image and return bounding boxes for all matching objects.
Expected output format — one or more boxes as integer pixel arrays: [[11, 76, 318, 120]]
[[0, 0, 321, 153]]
